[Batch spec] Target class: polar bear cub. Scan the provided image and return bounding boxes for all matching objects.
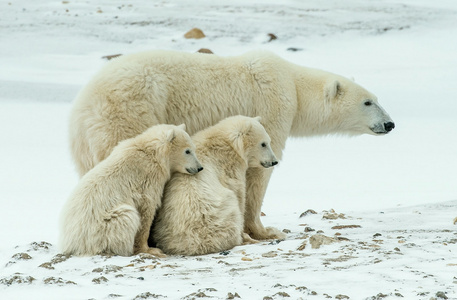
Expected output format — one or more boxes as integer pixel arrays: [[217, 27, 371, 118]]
[[152, 116, 278, 255], [60, 124, 202, 257]]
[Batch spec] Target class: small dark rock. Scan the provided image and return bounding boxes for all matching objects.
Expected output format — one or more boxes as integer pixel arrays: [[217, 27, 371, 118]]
[[268, 239, 283, 245], [12, 253, 32, 260], [287, 47, 303, 52], [335, 295, 350, 299], [299, 209, 317, 218], [267, 33, 277, 42], [92, 276, 108, 284], [274, 292, 290, 297], [436, 291, 448, 299], [133, 292, 162, 299], [220, 250, 230, 256], [373, 233, 382, 238], [227, 292, 241, 299], [197, 48, 213, 54], [39, 262, 55, 270], [137, 277, 144, 281], [102, 54, 122, 60], [29, 241, 52, 251], [0, 274, 35, 286], [304, 227, 315, 233]]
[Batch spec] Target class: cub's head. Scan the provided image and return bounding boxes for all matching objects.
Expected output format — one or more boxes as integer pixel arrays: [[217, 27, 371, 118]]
[[166, 124, 203, 175], [323, 76, 395, 136], [144, 124, 202, 175], [226, 116, 278, 169]]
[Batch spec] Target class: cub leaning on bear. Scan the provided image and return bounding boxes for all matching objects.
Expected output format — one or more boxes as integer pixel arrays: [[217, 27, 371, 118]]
[[150, 116, 278, 255], [59, 124, 202, 257]]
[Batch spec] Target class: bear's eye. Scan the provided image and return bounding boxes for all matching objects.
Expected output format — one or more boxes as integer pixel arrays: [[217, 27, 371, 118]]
[[261, 142, 267, 148], [364, 101, 372, 106], [185, 149, 191, 155]]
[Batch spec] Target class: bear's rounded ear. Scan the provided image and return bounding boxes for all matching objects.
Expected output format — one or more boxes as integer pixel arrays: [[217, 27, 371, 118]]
[[324, 80, 341, 102], [254, 116, 262, 122], [166, 129, 176, 143], [177, 123, 186, 131]]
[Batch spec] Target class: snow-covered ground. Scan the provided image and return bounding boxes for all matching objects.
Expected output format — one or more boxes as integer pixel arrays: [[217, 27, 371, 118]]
[[1, 1, 456, 299]]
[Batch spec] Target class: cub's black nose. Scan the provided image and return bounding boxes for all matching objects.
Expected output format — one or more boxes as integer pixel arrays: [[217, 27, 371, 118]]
[[384, 122, 395, 132], [271, 161, 278, 166], [197, 167, 204, 173]]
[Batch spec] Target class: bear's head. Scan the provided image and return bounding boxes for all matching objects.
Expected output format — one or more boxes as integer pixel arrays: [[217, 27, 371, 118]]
[[139, 124, 203, 175], [323, 75, 395, 136], [226, 116, 278, 169]]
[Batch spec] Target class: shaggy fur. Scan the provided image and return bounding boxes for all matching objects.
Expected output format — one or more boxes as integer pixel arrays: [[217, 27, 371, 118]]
[[59, 124, 202, 256], [151, 116, 277, 255], [69, 50, 394, 240]]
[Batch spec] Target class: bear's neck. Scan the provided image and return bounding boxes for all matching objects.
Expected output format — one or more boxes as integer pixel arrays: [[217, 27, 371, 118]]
[[197, 138, 248, 182], [290, 66, 338, 137], [109, 147, 171, 196]]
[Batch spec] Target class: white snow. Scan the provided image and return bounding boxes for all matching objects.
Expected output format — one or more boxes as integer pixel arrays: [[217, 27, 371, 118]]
[[0, 0, 456, 299]]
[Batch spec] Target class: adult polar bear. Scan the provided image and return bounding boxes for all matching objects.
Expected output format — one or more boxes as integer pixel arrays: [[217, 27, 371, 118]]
[[70, 50, 394, 240]]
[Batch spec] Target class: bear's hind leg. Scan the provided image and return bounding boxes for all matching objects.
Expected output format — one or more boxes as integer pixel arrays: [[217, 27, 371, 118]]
[[102, 204, 141, 256]]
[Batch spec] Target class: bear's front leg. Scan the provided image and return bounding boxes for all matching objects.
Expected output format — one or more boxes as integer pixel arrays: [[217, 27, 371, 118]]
[[133, 205, 166, 258], [244, 167, 286, 240]]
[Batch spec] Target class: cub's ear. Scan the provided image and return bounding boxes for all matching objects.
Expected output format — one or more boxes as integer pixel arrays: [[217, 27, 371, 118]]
[[254, 116, 262, 122], [165, 129, 176, 143], [324, 80, 341, 102], [177, 123, 186, 131]]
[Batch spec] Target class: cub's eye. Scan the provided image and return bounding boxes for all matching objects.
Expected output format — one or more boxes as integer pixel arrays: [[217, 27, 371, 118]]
[[185, 149, 191, 154], [364, 101, 372, 106], [261, 142, 267, 148]]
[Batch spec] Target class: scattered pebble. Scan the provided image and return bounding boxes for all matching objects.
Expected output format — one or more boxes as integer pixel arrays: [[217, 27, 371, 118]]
[[197, 48, 213, 54], [227, 292, 241, 299], [184, 28, 205, 39], [11, 253, 32, 260], [262, 251, 278, 258], [267, 33, 277, 42], [102, 54, 122, 60], [92, 276, 108, 284], [331, 225, 361, 230], [299, 209, 317, 218], [436, 291, 448, 299], [304, 227, 315, 232], [309, 234, 338, 249]]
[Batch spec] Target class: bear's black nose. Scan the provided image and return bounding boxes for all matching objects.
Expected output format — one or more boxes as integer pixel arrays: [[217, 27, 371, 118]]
[[197, 167, 204, 173], [271, 161, 278, 166], [384, 122, 395, 132]]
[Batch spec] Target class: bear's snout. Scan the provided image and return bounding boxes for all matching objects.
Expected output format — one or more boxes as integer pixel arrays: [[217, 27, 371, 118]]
[[186, 166, 204, 175], [384, 122, 395, 132], [261, 160, 278, 168]]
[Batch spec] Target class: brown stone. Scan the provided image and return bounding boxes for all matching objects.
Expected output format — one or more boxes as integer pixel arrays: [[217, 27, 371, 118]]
[[331, 225, 361, 230], [197, 48, 213, 54], [309, 234, 338, 249], [184, 28, 206, 39]]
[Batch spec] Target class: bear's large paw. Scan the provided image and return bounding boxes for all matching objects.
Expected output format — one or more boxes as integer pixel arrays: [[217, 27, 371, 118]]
[[264, 226, 287, 240], [242, 233, 259, 245], [135, 246, 167, 258]]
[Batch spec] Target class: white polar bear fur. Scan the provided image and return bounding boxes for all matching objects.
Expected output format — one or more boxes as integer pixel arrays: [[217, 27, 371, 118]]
[[69, 50, 394, 240], [152, 116, 278, 255], [59, 124, 202, 256]]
